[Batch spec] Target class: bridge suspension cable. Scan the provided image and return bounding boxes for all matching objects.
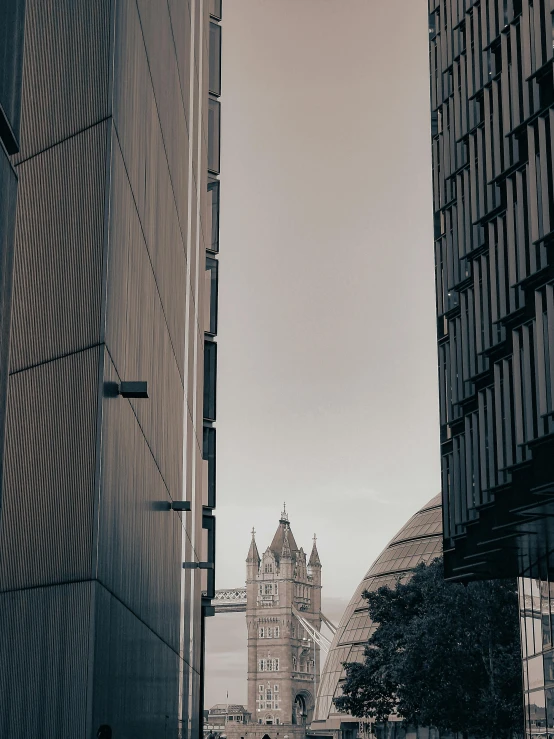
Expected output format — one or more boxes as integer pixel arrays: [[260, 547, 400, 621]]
[[291, 605, 335, 655], [210, 588, 339, 655]]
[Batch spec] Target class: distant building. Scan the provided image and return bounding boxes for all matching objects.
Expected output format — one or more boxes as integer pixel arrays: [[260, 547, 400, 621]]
[[311, 495, 443, 739], [204, 704, 252, 736], [209, 510, 323, 739], [247, 508, 322, 728]]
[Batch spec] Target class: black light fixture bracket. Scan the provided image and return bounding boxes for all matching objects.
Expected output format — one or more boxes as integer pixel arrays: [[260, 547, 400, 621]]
[[171, 501, 192, 512], [119, 381, 148, 399]]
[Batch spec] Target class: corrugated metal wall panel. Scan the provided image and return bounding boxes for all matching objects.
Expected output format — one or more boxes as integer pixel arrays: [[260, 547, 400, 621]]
[[167, 0, 193, 138], [111, 0, 188, 381], [14, 0, 112, 163], [98, 350, 182, 650], [0, 347, 99, 590], [0, 581, 92, 738], [105, 134, 184, 500], [0, 150, 18, 510], [92, 582, 181, 738], [136, 0, 191, 234], [9, 122, 108, 373]]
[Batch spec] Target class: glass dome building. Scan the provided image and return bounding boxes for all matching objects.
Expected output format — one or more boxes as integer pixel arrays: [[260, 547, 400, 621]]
[[311, 494, 442, 737]]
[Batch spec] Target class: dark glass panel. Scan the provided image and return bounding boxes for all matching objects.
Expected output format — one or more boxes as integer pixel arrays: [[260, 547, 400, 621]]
[[206, 255, 218, 336], [202, 425, 216, 509], [209, 22, 221, 97], [208, 98, 220, 174], [546, 688, 554, 735], [203, 340, 217, 421], [207, 180, 220, 253]]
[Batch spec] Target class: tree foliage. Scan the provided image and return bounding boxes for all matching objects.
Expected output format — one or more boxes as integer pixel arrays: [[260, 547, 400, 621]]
[[334, 558, 523, 738]]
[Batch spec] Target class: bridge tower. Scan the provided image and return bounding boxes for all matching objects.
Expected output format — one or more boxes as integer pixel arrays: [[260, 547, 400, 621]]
[[246, 507, 322, 728]]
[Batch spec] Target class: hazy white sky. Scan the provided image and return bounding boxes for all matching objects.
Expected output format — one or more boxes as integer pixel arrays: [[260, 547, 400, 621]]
[[205, 0, 439, 707]]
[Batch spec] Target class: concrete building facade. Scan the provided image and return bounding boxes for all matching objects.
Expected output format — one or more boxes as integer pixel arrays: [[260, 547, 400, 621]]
[[0, 1, 222, 737], [246, 509, 322, 728]]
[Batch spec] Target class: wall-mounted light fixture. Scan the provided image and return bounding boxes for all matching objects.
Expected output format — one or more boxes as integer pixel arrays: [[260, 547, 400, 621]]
[[171, 501, 191, 512], [183, 562, 214, 570], [119, 381, 148, 398]]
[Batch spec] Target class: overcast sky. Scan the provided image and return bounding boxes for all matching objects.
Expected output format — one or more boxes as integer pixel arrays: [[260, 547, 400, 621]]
[[205, 0, 439, 708]]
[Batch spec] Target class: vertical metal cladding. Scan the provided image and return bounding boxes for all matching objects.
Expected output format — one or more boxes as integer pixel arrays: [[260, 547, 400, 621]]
[[0, 0, 215, 734], [0, 150, 18, 511], [136, 0, 191, 233], [105, 133, 185, 500], [0, 347, 100, 590], [98, 351, 182, 650], [430, 0, 554, 579], [14, 0, 112, 163], [111, 0, 188, 380], [92, 582, 181, 737], [0, 582, 92, 738], [9, 121, 108, 373]]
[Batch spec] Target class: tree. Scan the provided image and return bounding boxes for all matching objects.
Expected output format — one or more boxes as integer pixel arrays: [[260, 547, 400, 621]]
[[334, 558, 523, 739]]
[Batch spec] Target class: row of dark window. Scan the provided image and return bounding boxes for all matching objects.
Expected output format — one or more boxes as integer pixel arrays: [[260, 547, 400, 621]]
[[202, 3, 222, 603], [430, 0, 554, 544], [203, 6, 222, 556]]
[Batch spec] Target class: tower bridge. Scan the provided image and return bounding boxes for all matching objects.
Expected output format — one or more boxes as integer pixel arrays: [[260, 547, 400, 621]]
[[211, 587, 337, 651], [212, 586, 247, 613], [206, 506, 340, 737]]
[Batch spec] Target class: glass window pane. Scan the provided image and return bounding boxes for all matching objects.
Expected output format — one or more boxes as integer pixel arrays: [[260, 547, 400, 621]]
[[546, 688, 554, 735], [208, 98, 221, 174], [528, 689, 546, 737], [207, 181, 220, 253], [529, 654, 545, 691], [545, 651, 554, 687], [206, 255, 218, 335], [209, 22, 221, 96], [202, 426, 216, 508], [203, 340, 217, 421]]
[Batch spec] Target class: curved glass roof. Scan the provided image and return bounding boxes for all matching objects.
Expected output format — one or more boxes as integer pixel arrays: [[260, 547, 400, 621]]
[[314, 494, 442, 724]]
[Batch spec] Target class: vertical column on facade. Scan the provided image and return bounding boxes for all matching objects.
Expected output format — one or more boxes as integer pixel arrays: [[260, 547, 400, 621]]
[[0, 0, 26, 517]]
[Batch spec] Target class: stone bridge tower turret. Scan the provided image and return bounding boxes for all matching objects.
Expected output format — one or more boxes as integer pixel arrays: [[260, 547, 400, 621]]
[[246, 507, 322, 728]]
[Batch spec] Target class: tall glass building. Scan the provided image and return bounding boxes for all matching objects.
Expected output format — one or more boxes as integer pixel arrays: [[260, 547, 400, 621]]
[[429, 3, 554, 738], [0, 1, 222, 737], [430, 0, 554, 583], [311, 495, 443, 739]]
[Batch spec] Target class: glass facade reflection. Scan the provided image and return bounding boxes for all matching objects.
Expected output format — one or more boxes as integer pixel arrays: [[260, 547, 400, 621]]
[[312, 495, 442, 729], [520, 571, 554, 739]]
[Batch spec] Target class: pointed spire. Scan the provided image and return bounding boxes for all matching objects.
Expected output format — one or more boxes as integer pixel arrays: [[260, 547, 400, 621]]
[[280, 502, 289, 524], [309, 533, 321, 567], [281, 527, 292, 560], [246, 526, 260, 564]]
